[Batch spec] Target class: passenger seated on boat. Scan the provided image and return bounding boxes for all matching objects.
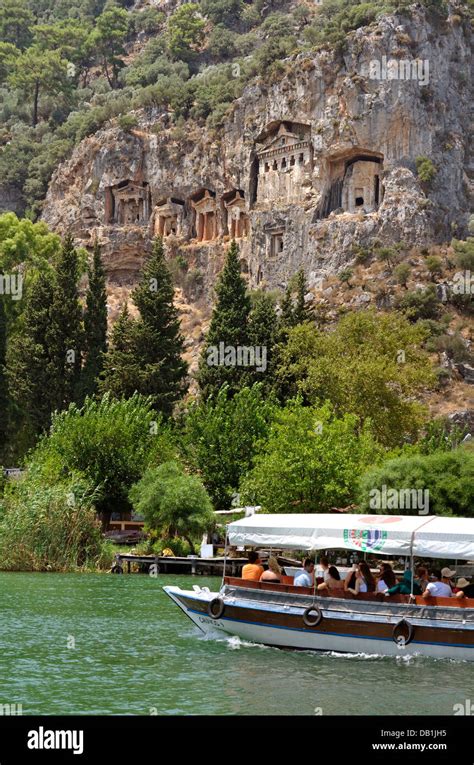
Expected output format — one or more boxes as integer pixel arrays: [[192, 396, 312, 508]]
[[415, 566, 430, 593], [385, 570, 421, 597], [345, 561, 376, 595], [294, 558, 314, 587], [441, 566, 457, 593], [260, 556, 282, 583], [455, 578, 474, 599], [242, 551, 264, 582], [317, 565, 344, 594], [376, 562, 397, 593], [319, 556, 331, 583], [422, 569, 453, 598]]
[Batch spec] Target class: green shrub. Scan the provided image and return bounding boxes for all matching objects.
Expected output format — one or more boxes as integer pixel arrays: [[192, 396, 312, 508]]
[[132, 7, 165, 34], [152, 537, 193, 557], [200, 0, 242, 26], [394, 262, 411, 287], [396, 284, 441, 321], [432, 332, 472, 363], [425, 254, 443, 277], [353, 246, 371, 265], [118, 113, 138, 131], [184, 384, 278, 509], [452, 238, 474, 270], [338, 268, 353, 286], [207, 24, 238, 59], [28, 393, 173, 517], [415, 156, 437, 184]]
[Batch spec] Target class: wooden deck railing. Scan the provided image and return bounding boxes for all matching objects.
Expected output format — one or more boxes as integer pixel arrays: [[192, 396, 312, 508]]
[[223, 576, 474, 608]]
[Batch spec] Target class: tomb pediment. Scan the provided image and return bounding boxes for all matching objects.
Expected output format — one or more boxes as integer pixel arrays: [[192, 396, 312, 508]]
[[257, 123, 310, 160], [105, 180, 151, 225]]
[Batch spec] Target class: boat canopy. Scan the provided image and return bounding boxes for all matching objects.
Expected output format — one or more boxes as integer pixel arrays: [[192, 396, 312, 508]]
[[227, 513, 474, 560]]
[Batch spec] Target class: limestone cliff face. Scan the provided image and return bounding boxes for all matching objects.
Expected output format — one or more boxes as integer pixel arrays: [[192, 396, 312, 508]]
[[42, 4, 472, 300]]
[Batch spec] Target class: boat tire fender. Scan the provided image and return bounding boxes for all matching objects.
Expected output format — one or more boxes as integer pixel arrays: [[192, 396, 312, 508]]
[[392, 619, 415, 645], [111, 564, 123, 574], [303, 606, 323, 628], [208, 598, 225, 620]]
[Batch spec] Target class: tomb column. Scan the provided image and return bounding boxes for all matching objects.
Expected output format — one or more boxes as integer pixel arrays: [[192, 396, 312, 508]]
[[196, 212, 204, 241]]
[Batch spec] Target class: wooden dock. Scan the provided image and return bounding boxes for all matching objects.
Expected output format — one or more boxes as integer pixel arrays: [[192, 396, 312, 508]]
[[111, 553, 247, 576]]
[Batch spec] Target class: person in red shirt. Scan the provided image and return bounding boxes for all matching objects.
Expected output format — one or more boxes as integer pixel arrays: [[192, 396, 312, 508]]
[[241, 550, 264, 581]]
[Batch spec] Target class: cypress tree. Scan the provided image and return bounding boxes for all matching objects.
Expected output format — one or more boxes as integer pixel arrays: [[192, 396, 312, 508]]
[[0, 293, 8, 462], [132, 237, 188, 415], [247, 291, 278, 389], [79, 239, 108, 401], [279, 285, 294, 328], [8, 269, 55, 438], [293, 268, 314, 325], [101, 303, 140, 400], [103, 238, 188, 415], [46, 233, 83, 412], [198, 239, 251, 399]]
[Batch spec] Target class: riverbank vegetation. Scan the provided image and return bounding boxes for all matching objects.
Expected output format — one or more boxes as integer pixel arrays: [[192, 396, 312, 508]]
[[0, 223, 473, 569]]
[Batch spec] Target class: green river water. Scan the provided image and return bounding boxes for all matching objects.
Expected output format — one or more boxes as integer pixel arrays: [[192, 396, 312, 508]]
[[1, 572, 473, 716]]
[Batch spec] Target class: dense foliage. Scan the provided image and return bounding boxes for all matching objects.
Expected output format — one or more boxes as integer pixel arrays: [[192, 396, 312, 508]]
[[184, 384, 278, 509], [129, 461, 214, 552], [240, 401, 384, 513], [359, 446, 474, 517], [273, 310, 435, 447], [0, 477, 110, 571], [101, 237, 188, 415], [28, 393, 167, 516]]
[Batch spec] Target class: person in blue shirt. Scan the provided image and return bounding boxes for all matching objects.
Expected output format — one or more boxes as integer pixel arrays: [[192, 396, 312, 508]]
[[384, 569, 422, 596], [294, 558, 314, 587]]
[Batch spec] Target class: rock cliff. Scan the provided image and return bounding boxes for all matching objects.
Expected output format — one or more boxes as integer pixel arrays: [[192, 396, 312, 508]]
[[40, 2, 472, 387]]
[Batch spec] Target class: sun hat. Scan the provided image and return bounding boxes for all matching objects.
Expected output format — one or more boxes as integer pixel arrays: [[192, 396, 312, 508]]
[[441, 567, 456, 578], [456, 577, 471, 589]]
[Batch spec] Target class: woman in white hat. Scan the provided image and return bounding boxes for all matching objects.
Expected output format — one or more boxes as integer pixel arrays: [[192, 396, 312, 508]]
[[455, 577, 474, 599]]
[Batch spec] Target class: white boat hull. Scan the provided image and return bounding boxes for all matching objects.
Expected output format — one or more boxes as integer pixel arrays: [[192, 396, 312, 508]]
[[164, 585, 474, 661]]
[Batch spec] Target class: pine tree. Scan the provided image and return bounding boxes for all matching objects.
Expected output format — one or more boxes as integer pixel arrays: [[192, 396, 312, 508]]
[[79, 239, 108, 401], [8, 269, 55, 438], [46, 233, 83, 413], [0, 293, 8, 463], [198, 239, 251, 399], [102, 238, 188, 416], [101, 303, 140, 400]]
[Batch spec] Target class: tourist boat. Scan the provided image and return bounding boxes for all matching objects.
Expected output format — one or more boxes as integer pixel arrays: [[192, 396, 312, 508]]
[[163, 514, 474, 660]]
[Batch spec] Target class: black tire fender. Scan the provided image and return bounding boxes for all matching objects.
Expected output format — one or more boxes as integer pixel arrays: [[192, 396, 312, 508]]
[[208, 598, 225, 619], [392, 619, 415, 645], [111, 564, 124, 574], [303, 606, 323, 628]]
